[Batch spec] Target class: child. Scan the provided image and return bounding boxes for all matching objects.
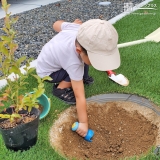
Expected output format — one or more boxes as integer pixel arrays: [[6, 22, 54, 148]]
[[36, 19, 120, 137]]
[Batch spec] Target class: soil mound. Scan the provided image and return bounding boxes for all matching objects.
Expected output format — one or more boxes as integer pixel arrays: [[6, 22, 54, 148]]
[[50, 101, 160, 160]]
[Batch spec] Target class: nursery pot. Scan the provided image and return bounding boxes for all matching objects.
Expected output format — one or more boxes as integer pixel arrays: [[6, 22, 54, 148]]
[[0, 107, 40, 151]]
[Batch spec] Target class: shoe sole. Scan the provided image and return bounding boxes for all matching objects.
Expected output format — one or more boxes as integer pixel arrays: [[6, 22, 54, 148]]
[[58, 98, 76, 105], [53, 85, 76, 105], [84, 81, 94, 85]]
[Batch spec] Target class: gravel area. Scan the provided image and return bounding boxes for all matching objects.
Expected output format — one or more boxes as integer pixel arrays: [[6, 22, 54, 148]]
[[0, 0, 145, 62]]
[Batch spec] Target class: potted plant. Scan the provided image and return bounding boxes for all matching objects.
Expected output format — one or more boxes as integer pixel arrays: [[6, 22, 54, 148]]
[[0, 0, 52, 151]]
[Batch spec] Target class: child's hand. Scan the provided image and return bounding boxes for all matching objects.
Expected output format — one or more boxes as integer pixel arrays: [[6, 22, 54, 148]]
[[73, 19, 83, 25], [76, 122, 88, 137]]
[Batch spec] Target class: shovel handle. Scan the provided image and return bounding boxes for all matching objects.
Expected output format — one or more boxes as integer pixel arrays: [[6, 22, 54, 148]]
[[72, 122, 94, 142], [106, 70, 116, 76], [117, 39, 150, 48]]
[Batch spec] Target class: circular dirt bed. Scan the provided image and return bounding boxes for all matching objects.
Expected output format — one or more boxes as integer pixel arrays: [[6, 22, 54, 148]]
[[49, 95, 160, 160]]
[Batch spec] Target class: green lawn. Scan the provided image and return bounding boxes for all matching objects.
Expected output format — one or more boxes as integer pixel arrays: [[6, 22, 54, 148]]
[[0, 0, 160, 159]]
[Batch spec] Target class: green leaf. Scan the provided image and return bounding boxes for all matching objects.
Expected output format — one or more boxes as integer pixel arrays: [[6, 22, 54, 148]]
[[0, 41, 3, 49], [2, 0, 7, 6], [10, 65, 21, 75], [1, 46, 9, 56], [1, 36, 11, 42], [0, 114, 10, 119], [3, 57, 11, 64], [2, 93, 9, 97], [10, 117, 14, 122], [6, 4, 11, 12], [28, 67, 35, 74], [32, 74, 41, 83], [1, 6, 5, 11], [4, 16, 11, 29], [23, 106, 27, 111], [11, 113, 21, 119], [38, 83, 44, 89], [20, 75, 28, 81], [33, 88, 37, 92], [42, 76, 53, 82], [1, 27, 9, 34], [11, 16, 18, 24], [31, 89, 45, 100], [20, 81, 29, 86], [28, 57, 34, 61], [16, 56, 26, 67], [9, 43, 18, 54], [34, 104, 39, 108], [25, 60, 30, 68], [9, 28, 16, 35], [36, 89, 45, 98], [11, 92, 15, 99], [23, 96, 31, 102], [28, 107, 32, 112]]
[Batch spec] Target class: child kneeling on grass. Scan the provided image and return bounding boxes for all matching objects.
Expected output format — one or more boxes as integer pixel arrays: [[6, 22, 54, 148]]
[[36, 19, 120, 137]]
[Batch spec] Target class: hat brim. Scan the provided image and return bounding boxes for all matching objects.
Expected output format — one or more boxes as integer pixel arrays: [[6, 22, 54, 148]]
[[87, 47, 120, 71]]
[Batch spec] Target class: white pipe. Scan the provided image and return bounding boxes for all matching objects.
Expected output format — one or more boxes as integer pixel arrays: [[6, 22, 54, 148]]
[[117, 39, 151, 48]]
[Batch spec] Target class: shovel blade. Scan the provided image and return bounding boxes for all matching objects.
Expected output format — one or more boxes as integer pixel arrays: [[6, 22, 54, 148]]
[[109, 74, 129, 86], [145, 27, 160, 42]]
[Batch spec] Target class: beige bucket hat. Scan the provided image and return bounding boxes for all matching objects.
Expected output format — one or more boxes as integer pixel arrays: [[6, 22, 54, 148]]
[[77, 19, 120, 71]]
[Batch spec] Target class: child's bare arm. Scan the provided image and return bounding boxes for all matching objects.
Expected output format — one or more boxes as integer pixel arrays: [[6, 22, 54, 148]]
[[72, 19, 83, 25], [71, 79, 88, 137], [53, 19, 82, 32], [52, 20, 65, 32]]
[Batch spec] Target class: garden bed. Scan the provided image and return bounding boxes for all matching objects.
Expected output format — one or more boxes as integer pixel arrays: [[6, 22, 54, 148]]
[[50, 96, 160, 160]]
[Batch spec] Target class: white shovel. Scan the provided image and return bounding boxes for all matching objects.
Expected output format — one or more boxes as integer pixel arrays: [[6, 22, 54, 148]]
[[107, 27, 160, 86], [107, 70, 129, 86]]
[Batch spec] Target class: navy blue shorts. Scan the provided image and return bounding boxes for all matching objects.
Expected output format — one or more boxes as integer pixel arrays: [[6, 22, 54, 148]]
[[48, 63, 89, 83]]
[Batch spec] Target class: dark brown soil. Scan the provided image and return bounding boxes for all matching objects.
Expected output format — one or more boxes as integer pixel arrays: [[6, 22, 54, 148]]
[[38, 104, 43, 113], [0, 114, 36, 129], [0, 104, 43, 129], [52, 102, 158, 160]]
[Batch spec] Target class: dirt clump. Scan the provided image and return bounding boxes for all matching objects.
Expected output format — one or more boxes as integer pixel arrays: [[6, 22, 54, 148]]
[[50, 101, 159, 160]]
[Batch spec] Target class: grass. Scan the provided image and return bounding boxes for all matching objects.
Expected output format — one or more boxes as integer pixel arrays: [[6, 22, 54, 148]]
[[0, 0, 160, 159]]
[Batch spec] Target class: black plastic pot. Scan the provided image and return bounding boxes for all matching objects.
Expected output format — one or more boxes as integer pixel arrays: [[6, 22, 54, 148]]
[[0, 107, 40, 151]]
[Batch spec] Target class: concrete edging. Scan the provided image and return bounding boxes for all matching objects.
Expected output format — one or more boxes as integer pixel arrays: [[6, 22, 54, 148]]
[[86, 93, 160, 116], [108, 0, 153, 24]]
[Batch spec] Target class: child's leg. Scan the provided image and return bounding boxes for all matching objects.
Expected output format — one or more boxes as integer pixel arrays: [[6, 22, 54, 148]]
[[50, 65, 93, 104], [83, 63, 94, 85], [49, 69, 76, 104], [83, 63, 89, 79], [49, 69, 71, 89]]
